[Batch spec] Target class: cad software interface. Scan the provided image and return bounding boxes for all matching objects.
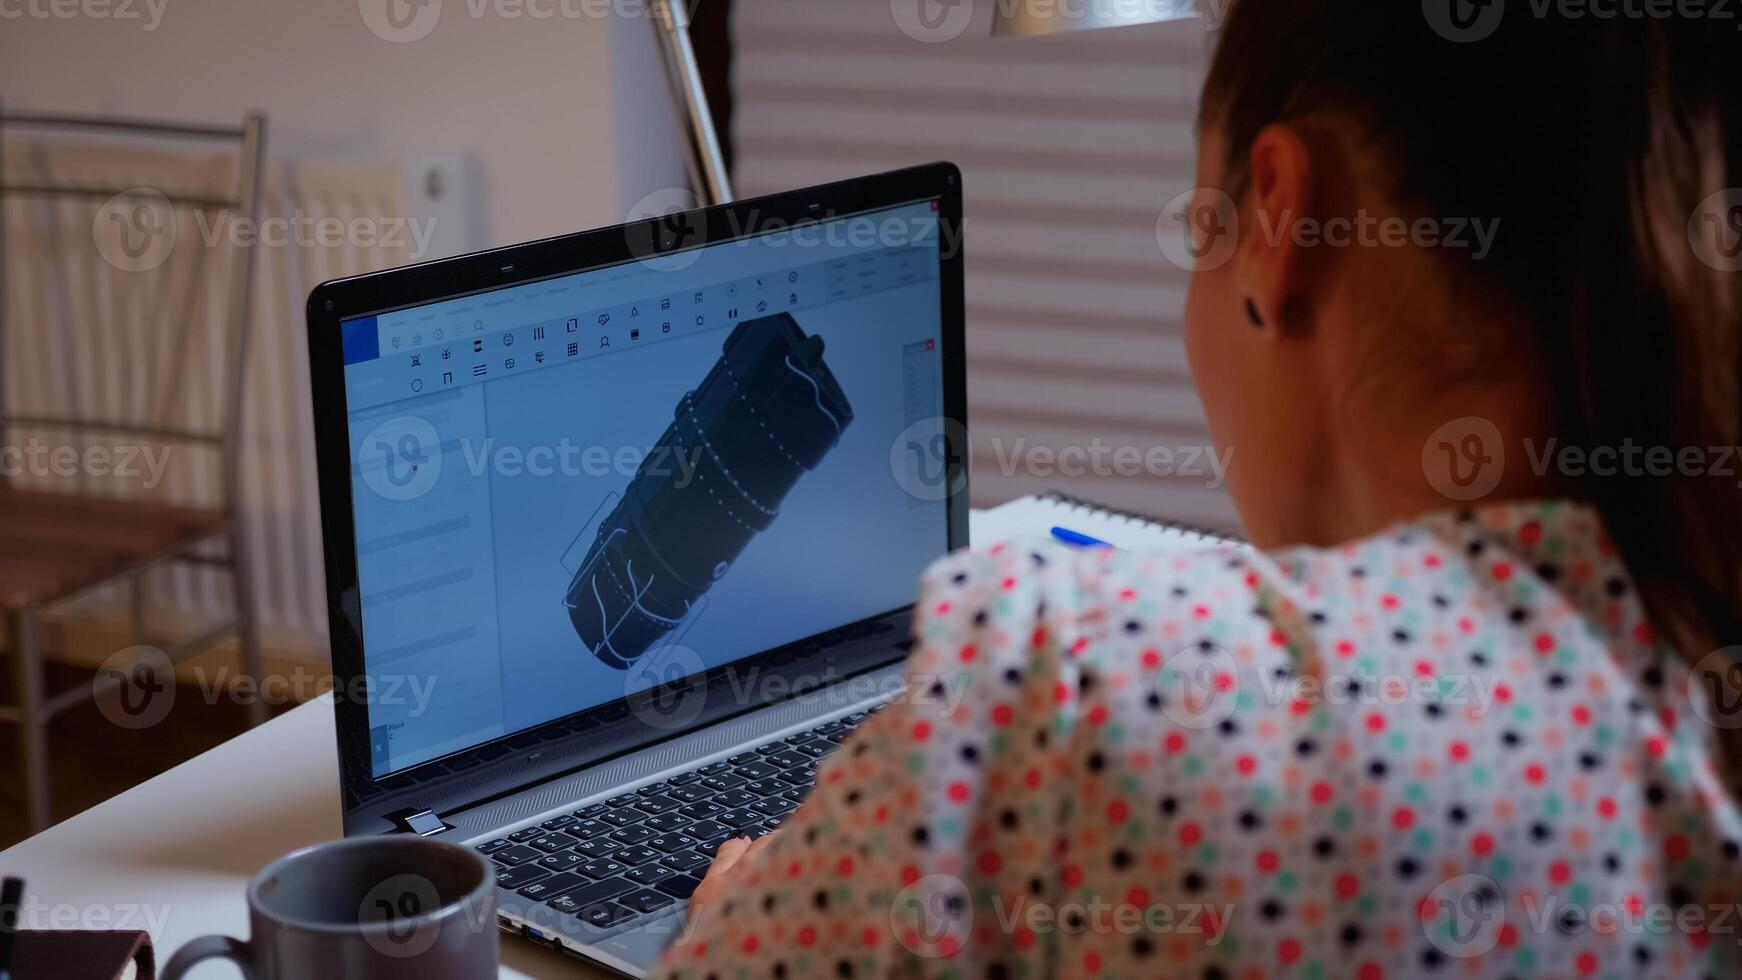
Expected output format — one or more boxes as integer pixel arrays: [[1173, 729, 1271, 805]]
[[340, 200, 950, 776]]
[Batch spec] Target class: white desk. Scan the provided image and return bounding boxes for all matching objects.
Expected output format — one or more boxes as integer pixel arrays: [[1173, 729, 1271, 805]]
[[0, 509, 1031, 978], [0, 694, 602, 979]]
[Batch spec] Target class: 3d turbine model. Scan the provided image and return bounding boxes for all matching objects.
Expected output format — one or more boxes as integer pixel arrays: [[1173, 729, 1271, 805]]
[[565, 313, 855, 668]]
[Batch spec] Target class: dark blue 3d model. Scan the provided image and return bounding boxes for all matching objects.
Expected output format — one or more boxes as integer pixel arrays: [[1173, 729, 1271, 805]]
[[565, 313, 855, 668]]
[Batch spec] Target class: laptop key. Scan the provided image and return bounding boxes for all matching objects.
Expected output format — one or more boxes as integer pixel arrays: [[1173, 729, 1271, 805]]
[[492, 845, 544, 867], [519, 872, 588, 900], [754, 742, 786, 755], [632, 794, 680, 815], [600, 808, 644, 828], [609, 825, 655, 846], [606, 793, 639, 807], [700, 774, 745, 793], [661, 850, 709, 872], [719, 808, 761, 829], [734, 763, 780, 781], [643, 812, 691, 834], [568, 818, 613, 839], [578, 902, 638, 930], [743, 778, 786, 797], [761, 815, 787, 832], [613, 846, 661, 867], [655, 874, 706, 900], [580, 859, 627, 879], [635, 781, 671, 797], [530, 833, 579, 853], [541, 814, 580, 831], [667, 785, 713, 805], [782, 787, 809, 803], [678, 800, 726, 820], [795, 741, 831, 759], [666, 772, 703, 786], [575, 838, 618, 860], [753, 797, 795, 817], [619, 889, 676, 915], [475, 838, 512, 855], [574, 802, 609, 819], [537, 852, 587, 873], [649, 833, 698, 853], [555, 876, 634, 912], [778, 766, 817, 785], [687, 819, 730, 840], [695, 837, 726, 858], [727, 752, 760, 766], [825, 731, 851, 744], [784, 733, 813, 744], [627, 864, 673, 886], [496, 864, 553, 889], [508, 827, 544, 843], [764, 751, 809, 769], [715, 789, 758, 808]]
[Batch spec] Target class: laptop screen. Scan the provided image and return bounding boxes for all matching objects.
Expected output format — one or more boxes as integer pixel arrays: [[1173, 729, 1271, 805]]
[[339, 199, 951, 777]]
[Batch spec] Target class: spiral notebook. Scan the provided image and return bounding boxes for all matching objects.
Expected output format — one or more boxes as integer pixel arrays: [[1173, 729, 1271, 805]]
[[969, 491, 1248, 554]]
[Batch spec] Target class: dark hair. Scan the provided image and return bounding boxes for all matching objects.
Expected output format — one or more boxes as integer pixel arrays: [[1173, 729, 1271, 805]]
[[1201, 3, 1742, 784]]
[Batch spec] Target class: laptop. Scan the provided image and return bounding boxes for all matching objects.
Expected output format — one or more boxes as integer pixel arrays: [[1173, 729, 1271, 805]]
[[304, 163, 967, 976]]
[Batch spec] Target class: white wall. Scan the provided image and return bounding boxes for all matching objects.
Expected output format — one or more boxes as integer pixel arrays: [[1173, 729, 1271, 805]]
[[0, 0, 689, 251]]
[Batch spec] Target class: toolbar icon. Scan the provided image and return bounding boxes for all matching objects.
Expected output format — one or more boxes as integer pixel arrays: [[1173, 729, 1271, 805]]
[[533, 326, 546, 340], [473, 363, 487, 377], [567, 318, 579, 333], [566, 342, 579, 357], [630, 328, 640, 341]]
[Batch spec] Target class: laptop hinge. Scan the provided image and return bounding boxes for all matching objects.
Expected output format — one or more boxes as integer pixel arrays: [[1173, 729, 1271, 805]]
[[387, 808, 451, 837]]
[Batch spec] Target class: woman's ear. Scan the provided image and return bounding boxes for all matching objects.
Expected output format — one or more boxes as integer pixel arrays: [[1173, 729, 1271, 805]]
[[1236, 123, 1317, 334]]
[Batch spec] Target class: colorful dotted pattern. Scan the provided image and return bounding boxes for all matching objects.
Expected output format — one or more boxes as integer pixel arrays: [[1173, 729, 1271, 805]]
[[658, 501, 1742, 979]]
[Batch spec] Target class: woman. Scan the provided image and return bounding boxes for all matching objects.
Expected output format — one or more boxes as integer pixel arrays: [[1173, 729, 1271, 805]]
[[663, 2, 1742, 976]]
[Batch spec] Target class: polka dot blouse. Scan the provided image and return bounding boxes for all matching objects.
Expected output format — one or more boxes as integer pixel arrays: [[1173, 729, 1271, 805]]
[[658, 500, 1742, 979]]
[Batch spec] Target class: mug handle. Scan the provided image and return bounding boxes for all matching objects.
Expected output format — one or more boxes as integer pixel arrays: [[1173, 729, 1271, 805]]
[[161, 935, 256, 980]]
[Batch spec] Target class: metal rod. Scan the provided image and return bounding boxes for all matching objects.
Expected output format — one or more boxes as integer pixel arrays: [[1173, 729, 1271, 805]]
[[0, 98, 11, 488], [10, 610, 50, 832], [1, 113, 244, 141], [0, 185, 236, 211], [0, 414, 223, 445], [652, 0, 734, 206]]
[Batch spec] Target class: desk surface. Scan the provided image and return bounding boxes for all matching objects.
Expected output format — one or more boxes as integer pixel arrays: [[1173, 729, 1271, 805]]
[[0, 694, 604, 979], [0, 509, 1021, 978]]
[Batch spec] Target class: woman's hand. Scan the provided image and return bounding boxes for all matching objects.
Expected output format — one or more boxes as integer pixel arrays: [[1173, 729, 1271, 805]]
[[676, 834, 774, 946]]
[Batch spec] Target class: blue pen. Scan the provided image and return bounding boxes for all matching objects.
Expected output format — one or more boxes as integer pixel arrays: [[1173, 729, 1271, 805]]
[[1051, 525, 1112, 548]]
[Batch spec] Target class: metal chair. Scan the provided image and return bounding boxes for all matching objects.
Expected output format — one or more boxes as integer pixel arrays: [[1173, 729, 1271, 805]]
[[0, 105, 268, 833]]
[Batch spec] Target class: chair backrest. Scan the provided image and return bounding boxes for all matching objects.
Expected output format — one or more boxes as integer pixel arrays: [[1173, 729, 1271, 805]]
[[0, 107, 265, 507]]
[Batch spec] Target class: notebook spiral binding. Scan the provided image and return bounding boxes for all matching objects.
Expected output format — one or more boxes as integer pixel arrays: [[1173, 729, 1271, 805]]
[[1040, 490, 1246, 545]]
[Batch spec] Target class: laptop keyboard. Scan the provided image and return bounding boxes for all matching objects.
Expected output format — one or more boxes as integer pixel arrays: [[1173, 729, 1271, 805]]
[[477, 705, 884, 937]]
